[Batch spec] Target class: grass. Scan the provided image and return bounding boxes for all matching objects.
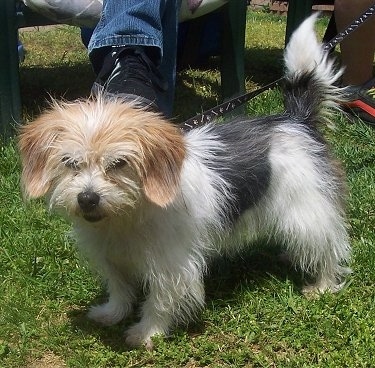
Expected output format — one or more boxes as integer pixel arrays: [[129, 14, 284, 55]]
[[1, 10, 375, 367]]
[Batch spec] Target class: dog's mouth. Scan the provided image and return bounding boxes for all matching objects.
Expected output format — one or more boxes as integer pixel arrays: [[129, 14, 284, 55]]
[[82, 213, 105, 222]]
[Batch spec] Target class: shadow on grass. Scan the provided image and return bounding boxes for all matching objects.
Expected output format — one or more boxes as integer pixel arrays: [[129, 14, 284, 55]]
[[68, 307, 135, 352], [205, 244, 302, 302], [244, 47, 284, 86], [173, 46, 284, 122], [18, 46, 284, 124], [67, 244, 303, 352], [20, 62, 94, 118]]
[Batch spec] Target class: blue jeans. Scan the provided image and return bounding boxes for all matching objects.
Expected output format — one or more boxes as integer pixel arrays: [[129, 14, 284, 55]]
[[88, 0, 181, 116]]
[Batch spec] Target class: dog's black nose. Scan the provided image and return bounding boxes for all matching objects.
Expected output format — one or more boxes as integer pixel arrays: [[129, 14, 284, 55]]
[[77, 191, 100, 212]]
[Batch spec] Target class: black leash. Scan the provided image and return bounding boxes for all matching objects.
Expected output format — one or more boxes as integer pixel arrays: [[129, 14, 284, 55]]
[[323, 4, 375, 51], [180, 77, 282, 132], [179, 4, 375, 132]]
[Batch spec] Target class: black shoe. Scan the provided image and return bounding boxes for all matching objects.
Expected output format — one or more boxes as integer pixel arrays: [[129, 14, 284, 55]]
[[342, 78, 375, 127], [92, 46, 167, 111]]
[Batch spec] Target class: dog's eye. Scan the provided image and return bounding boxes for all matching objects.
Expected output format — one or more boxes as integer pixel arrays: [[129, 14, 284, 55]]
[[62, 156, 80, 170], [108, 158, 128, 170]]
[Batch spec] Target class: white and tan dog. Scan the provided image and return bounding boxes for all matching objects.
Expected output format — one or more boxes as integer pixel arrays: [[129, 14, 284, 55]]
[[19, 15, 351, 349]]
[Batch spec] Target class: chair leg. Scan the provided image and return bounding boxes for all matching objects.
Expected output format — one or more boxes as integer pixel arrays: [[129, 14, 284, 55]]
[[285, 0, 313, 45], [221, 0, 247, 101], [0, 0, 22, 139], [323, 13, 337, 45]]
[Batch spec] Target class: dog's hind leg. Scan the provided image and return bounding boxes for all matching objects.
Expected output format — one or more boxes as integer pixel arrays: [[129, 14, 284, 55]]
[[266, 135, 351, 294], [278, 202, 351, 294]]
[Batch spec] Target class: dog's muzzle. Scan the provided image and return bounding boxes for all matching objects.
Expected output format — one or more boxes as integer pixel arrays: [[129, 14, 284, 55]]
[[77, 191, 103, 222]]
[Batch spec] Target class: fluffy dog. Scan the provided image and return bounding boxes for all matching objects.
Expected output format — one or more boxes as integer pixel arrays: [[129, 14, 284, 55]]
[[19, 15, 351, 349]]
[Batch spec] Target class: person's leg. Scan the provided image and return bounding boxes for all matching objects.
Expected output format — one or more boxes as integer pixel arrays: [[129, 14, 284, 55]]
[[88, 0, 181, 116], [334, 0, 375, 86], [334, 0, 375, 125]]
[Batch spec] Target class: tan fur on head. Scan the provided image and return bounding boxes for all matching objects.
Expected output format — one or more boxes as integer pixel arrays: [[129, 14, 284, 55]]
[[18, 97, 186, 208]]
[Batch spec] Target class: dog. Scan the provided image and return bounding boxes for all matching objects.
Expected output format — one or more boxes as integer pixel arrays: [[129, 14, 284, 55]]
[[18, 14, 351, 349]]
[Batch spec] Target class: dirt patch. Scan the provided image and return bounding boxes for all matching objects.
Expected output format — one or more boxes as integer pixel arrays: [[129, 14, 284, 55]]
[[27, 352, 67, 368]]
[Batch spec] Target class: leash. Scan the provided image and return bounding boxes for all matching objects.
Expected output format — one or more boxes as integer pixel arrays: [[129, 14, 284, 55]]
[[180, 78, 282, 132], [179, 4, 375, 132], [323, 4, 375, 51]]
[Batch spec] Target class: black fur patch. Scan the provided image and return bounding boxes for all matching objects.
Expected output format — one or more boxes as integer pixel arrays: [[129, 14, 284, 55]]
[[209, 116, 277, 222]]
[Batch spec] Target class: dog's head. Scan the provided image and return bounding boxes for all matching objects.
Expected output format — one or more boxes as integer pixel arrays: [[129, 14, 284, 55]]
[[18, 98, 186, 222]]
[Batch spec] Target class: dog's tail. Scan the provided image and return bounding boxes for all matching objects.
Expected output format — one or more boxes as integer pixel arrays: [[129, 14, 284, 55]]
[[283, 13, 345, 124]]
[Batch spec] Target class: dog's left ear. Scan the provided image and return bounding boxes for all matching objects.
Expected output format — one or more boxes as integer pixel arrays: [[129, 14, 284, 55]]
[[139, 122, 186, 207]]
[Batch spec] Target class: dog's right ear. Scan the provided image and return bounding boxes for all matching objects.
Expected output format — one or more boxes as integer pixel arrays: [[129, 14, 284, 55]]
[[18, 112, 61, 198]]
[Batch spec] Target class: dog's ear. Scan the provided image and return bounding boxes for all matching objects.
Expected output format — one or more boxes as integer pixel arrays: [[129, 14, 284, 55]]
[[18, 111, 62, 198], [139, 122, 186, 207]]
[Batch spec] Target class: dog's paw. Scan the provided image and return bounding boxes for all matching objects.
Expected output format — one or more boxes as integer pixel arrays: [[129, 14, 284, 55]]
[[87, 301, 129, 326], [124, 323, 165, 350], [302, 279, 345, 297]]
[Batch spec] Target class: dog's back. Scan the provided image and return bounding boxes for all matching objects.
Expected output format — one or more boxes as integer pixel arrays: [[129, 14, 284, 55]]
[[182, 14, 350, 293], [185, 14, 347, 224]]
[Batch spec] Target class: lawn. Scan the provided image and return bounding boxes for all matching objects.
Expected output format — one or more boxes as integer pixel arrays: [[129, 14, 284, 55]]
[[1, 10, 375, 368]]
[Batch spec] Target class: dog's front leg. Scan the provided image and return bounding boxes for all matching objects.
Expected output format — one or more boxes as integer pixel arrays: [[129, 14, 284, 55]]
[[125, 267, 205, 349], [88, 266, 136, 326]]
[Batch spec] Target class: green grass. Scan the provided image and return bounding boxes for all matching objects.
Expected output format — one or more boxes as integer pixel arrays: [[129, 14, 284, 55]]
[[1, 11, 375, 367]]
